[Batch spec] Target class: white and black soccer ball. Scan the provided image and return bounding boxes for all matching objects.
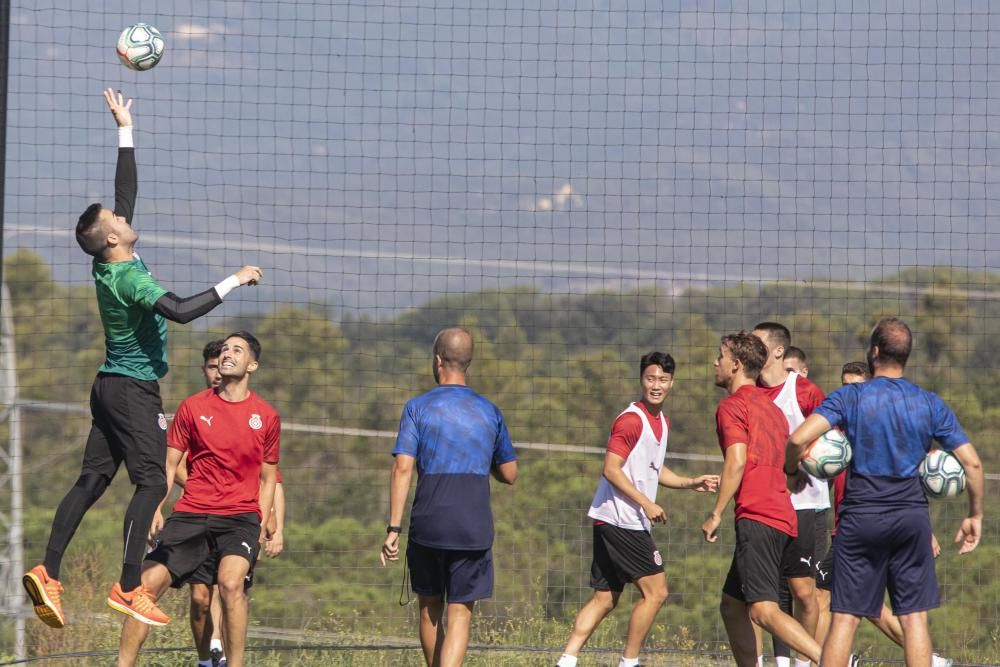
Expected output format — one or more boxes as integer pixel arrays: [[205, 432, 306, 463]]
[[801, 429, 852, 479], [116, 23, 165, 71], [919, 449, 966, 498]]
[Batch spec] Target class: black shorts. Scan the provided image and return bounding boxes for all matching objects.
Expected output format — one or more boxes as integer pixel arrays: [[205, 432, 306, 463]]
[[813, 509, 829, 572], [723, 519, 792, 603], [816, 537, 835, 590], [781, 509, 817, 578], [82, 373, 167, 487], [590, 524, 664, 593], [146, 512, 260, 589], [406, 541, 493, 603]]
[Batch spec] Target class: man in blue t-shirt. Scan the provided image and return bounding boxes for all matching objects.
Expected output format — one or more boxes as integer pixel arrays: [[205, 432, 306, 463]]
[[380, 327, 518, 667], [784, 318, 984, 667]]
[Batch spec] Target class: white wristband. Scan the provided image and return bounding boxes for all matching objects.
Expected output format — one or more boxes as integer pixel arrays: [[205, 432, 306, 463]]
[[214, 275, 241, 299], [118, 126, 134, 148]]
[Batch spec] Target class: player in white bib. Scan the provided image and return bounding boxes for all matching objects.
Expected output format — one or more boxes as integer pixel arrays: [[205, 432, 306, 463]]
[[555, 352, 718, 667], [753, 324, 827, 667]]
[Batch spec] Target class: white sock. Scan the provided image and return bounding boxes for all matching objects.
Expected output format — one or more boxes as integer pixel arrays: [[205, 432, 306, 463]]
[[556, 656, 579, 667], [794, 660, 811, 667], [756, 657, 765, 667], [776, 658, 791, 667], [210, 638, 223, 652], [932, 656, 951, 667], [619, 658, 640, 667]]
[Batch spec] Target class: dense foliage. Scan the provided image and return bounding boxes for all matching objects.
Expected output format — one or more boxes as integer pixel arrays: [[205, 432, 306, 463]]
[[3, 250, 998, 662]]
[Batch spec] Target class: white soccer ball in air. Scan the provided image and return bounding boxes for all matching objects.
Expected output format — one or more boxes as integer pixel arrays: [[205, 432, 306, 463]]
[[801, 429, 852, 479], [919, 449, 966, 498], [117, 23, 165, 71]]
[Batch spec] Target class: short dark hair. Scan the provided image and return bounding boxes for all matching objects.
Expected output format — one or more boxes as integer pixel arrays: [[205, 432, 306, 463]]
[[76, 203, 106, 256], [841, 361, 871, 380], [202, 339, 225, 364], [722, 331, 769, 379], [784, 346, 807, 363], [752, 321, 791, 354], [226, 331, 262, 361], [870, 317, 912, 367], [640, 351, 676, 377]]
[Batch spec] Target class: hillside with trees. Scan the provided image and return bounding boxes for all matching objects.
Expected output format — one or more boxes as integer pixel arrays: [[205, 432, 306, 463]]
[[2, 250, 998, 662]]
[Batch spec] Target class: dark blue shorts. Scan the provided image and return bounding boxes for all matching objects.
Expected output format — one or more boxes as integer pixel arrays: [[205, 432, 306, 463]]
[[407, 541, 493, 603], [832, 509, 938, 618]]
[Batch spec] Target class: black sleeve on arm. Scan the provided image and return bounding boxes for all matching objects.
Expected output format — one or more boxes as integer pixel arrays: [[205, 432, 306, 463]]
[[113, 148, 137, 225], [153, 289, 222, 324]]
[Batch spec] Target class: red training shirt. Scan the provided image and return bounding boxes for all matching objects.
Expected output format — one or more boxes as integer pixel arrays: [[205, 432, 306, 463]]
[[830, 470, 847, 535], [594, 401, 669, 527], [716, 384, 797, 537], [606, 401, 668, 459], [168, 388, 281, 519]]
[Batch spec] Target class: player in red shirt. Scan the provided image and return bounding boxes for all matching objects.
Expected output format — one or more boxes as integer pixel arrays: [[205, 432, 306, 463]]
[[173, 339, 287, 667], [702, 332, 822, 666], [753, 323, 826, 667], [555, 353, 719, 667], [116, 332, 280, 667]]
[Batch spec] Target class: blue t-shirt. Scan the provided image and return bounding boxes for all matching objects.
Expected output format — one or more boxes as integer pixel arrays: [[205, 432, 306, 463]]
[[392, 385, 517, 550], [814, 376, 968, 512]]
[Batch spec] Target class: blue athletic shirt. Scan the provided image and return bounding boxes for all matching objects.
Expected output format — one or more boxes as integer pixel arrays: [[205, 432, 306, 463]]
[[813, 376, 968, 513], [392, 385, 517, 550]]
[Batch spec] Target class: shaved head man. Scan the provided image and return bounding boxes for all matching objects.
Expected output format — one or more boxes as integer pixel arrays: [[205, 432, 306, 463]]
[[432, 327, 474, 381], [382, 327, 517, 667]]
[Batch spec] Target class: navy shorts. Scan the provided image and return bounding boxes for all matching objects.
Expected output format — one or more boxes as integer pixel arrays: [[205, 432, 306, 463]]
[[407, 541, 493, 603], [722, 519, 792, 603], [832, 509, 938, 617], [590, 524, 664, 593]]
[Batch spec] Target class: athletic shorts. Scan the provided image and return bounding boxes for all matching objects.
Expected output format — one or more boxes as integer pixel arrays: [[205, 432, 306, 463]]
[[815, 537, 835, 590], [406, 541, 493, 603], [813, 509, 829, 573], [146, 512, 260, 589], [832, 509, 938, 618], [590, 524, 664, 593], [781, 509, 817, 578], [82, 373, 167, 487], [722, 519, 793, 603]]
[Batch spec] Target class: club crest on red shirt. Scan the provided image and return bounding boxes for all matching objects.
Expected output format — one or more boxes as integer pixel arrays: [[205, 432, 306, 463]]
[[249, 413, 263, 430]]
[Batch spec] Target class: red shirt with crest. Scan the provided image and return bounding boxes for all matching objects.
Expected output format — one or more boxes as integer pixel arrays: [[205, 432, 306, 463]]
[[168, 388, 280, 519]]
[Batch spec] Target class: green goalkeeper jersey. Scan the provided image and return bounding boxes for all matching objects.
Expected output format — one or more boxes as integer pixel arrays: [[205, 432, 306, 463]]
[[93, 255, 169, 380]]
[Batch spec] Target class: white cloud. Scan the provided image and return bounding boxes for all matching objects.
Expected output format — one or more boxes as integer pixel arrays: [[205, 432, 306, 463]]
[[532, 183, 583, 211], [174, 23, 227, 40]]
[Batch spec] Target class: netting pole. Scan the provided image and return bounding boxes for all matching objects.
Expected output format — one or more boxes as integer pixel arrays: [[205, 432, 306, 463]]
[[0, 0, 8, 294], [0, 0, 20, 656], [0, 282, 23, 659]]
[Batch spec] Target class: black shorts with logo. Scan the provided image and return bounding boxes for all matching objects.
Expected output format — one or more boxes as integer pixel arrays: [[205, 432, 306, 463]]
[[82, 373, 167, 487], [590, 524, 664, 593], [781, 508, 817, 578], [723, 518, 793, 603], [146, 512, 260, 589]]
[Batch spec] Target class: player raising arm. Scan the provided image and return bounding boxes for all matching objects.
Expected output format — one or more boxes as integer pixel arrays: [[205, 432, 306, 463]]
[[23, 89, 262, 631]]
